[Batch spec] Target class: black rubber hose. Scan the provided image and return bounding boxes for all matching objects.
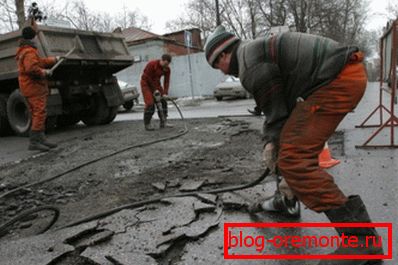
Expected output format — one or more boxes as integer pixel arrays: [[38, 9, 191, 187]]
[[2, 99, 266, 234], [0, 99, 188, 200], [59, 168, 270, 230], [0, 205, 60, 238]]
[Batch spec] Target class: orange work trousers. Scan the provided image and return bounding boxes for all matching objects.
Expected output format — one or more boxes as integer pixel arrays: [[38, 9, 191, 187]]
[[278, 53, 367, 212], [141, 81, 155, 110], [26, 94, 47, 131]]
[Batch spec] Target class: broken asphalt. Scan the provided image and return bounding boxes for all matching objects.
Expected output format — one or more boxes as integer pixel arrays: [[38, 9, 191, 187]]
[[0, 82, 396, 264]]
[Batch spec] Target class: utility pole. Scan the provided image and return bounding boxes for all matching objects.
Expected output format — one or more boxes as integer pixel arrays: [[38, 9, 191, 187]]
[[215, 0, 221, 26], [185, 30, 194, 100]]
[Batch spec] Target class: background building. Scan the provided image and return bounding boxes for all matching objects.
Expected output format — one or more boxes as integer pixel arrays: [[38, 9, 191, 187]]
[[116, 27, 225, 99]]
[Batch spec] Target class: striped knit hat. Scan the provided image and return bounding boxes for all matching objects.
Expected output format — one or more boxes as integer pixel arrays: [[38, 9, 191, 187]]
[[204, 25, 240, 67]]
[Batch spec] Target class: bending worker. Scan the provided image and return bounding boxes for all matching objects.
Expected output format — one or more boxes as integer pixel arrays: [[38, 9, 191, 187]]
[[204, 25, 383, 264], [140, 54, 173, 130], [16, 25, 58, 152]]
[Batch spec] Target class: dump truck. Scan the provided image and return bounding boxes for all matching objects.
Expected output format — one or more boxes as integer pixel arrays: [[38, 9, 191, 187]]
[[0, 25, 133, 136]]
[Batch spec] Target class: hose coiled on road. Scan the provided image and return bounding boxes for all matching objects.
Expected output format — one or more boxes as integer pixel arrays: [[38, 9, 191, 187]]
[[0, 205, 60, 238], [0, 99, 269, 236], [0, 99, 188, 200]]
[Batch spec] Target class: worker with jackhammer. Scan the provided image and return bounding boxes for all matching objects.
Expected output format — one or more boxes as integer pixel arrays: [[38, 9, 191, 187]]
[[16, 23, 59, 152], [205, 25, 383, 264], [140, 54, 173, 131]]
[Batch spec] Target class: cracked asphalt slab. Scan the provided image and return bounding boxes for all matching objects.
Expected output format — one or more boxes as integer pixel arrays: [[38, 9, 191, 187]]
[[0, 82, 397, 264]]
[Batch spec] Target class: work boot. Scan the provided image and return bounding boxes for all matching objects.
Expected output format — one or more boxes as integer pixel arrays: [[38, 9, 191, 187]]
[[160, 117, 174, 128], [39, 131, 57, 149], [247, 106, 262, 116], [318, 195, 384, 265], [248, 190, 300, 218], [28, 131, 50, 152], [144, 112, 155, 131], [145, 123, 155, 131]]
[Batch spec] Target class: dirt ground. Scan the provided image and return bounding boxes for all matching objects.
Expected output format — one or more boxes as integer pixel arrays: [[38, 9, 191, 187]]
[[0, 117, 265, 241]]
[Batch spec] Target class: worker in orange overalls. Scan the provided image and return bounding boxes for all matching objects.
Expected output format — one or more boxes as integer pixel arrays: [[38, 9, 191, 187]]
[[140, 54, 172, 131], [16, 25, 58, 151], [205, 26, 383, 264]]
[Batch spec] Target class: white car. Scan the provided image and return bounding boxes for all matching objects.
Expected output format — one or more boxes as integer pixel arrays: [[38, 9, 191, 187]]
[[213, 76, 251, 101], [118, 80, 139, 110]]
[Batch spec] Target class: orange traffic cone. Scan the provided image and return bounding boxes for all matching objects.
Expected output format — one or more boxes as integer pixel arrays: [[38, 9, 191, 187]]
[[318, 142, 340, 169]]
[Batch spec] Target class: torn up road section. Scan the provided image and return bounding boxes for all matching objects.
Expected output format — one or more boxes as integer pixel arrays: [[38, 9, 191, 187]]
[[0, 191, 257, 265], [0, 117, 272, 264], [0, 102, 396, 264]]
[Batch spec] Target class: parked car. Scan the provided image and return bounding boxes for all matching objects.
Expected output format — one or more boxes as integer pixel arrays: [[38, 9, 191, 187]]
[[118, 80, 139, 111], [213, 76, 251, 101]]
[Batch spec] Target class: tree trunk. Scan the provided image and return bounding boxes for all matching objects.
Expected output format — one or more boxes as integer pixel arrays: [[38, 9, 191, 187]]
[[14, 0, 25, 29]]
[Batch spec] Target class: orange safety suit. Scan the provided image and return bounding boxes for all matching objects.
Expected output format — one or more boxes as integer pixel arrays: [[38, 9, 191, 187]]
[[232, 32, 367, 213], [278, 53, 367, 212], [16, 40, 56, 131], [140, 60, 170, 112]]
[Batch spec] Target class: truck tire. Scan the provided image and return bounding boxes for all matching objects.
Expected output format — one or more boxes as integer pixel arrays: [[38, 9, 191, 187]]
[[123, 101, 134, 111], [57, 115, 80, 127], [6, 90, 31, 136], [0, 94, 12, 136], [81, 93, 109, 126], [101, 106, 118, 125]]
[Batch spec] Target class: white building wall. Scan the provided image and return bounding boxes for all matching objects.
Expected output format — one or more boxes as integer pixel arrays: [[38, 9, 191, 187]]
[[116, 52, 226, 99]]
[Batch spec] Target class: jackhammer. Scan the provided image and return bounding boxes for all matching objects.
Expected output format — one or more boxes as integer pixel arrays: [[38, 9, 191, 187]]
[[153, 90, 166, 128]]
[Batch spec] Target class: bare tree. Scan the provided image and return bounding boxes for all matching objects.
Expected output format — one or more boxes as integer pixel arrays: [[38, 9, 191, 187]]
[[246, 0, 257, 38], [286, 0, 310, 32], [166, 0, 217, 38], [27, 1, 151, 32], [0, 0, 16, 32], [385, 0, 398, 21], [257, 0, 288, 29], [57, 1, 151, 32], [114, 6, 151, 30]]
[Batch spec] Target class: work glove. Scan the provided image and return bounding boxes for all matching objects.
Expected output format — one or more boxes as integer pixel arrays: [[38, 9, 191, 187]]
[[262, 142, 277, 174], [162, 94, 170, 100], [43, 69, 53, 77]]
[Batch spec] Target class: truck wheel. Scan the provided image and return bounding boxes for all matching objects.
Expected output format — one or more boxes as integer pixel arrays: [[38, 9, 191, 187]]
[[123, 101, 134, 111], [81, 93, 109, 126], [101, 106, 118, 125], [0, 94, 12, 136], [57, 115, 80, 127], [6, 90, 31, 136], [216, 96, 223, 101]]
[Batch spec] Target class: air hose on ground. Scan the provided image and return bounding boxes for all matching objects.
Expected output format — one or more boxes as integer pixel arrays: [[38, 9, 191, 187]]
[[59, 168, 270, 230], [0, 99, 270, 236], [0, 205, 60, 237], [0, 99, 188, 200]]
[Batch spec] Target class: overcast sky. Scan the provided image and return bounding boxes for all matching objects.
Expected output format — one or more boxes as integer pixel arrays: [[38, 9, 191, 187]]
[[47, 0, 393, 34]]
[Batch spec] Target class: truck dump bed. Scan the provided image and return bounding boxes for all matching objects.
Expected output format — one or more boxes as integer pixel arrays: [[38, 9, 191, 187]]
[[0, 25, 133, 81]]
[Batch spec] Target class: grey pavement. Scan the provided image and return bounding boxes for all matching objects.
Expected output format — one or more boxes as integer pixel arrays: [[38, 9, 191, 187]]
[[0, 98, 257, 167], [115, 97, 258, 121]]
